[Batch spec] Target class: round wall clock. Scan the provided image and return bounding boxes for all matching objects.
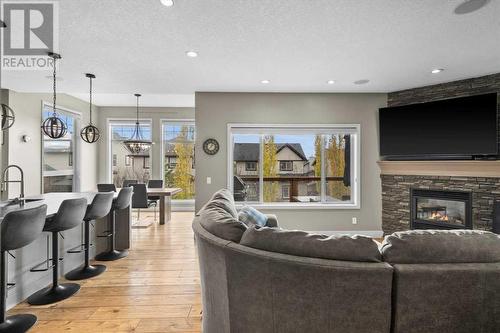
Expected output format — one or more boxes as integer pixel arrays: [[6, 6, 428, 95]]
[[203, 138, 220, 155]]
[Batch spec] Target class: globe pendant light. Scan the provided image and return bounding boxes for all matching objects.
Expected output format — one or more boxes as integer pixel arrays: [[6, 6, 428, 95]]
[[1, 104, 15, 130], [41, 52, 67, 139], [80, 73, 100, 143], [123, 94, 152, 155]]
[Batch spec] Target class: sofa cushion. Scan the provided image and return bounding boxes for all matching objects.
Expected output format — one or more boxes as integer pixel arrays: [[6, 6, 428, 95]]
[[238, 206, 268, 228], [381, 229, 500, 264], [199, 189, 247, 242], [209, 189, 238, 218], [240, 227, 382, 262]]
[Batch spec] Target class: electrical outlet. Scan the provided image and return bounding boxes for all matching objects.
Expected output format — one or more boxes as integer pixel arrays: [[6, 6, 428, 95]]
[[206, 177, 212, 185], [352, 217, 358, 225]]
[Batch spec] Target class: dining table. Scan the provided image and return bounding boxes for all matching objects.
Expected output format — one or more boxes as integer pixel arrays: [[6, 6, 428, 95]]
[[118, 187, 182, 225]]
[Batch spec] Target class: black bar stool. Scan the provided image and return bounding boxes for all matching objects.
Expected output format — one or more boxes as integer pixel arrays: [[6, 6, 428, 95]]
[[65, 193, 114, 280], [95, 187, 133, 261], [0, 205, 47, 333], [27, 199, 87, 306]]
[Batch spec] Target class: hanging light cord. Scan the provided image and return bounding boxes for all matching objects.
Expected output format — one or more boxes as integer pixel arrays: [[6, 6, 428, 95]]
[[52, 58, 57, 116], [135, 94, 143, 140], [89, 75, 93, 124]]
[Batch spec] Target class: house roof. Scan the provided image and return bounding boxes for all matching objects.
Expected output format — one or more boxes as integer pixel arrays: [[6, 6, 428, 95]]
[[233, 143, 307, 161]]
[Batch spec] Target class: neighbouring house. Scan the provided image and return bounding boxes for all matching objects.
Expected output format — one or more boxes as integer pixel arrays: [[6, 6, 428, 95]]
[[233, 143, 312, 202]]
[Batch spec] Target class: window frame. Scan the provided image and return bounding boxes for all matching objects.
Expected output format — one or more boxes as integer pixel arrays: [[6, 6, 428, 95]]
[[281, 185, 290, 199], [107, 118, 153, 183], [41, 102, 82, 193], [227, 123, 361, 209], [160, 119, 196, 204], [279, 160, 293, 172], [245, 161, 257, 171]]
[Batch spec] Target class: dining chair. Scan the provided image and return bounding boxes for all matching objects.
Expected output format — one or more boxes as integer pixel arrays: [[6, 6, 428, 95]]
[[122, 179, 138, 188], [147, 179, 163, 221], [130, 183, 156, 221], [97, 183, 116, 192]]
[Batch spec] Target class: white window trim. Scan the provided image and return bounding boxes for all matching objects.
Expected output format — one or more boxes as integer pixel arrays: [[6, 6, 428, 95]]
[[227, 123, 361, 210], [41, 101, 82, 193], [106, 118, 153, 183], [160, 119, 195, 205], [160, 119, 195, 184]]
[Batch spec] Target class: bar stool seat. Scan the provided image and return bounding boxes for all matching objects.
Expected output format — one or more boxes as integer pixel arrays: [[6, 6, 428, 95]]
[[0, 205, 47, 333], [95, 187, 133, 261], [27, 199, 87, 306], [65, 192, 114, 280]]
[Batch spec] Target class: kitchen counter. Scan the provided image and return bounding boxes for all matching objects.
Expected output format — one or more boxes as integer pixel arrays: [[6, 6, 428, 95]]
[[0, 192, 103, 219], [0, 192, 131, 309]]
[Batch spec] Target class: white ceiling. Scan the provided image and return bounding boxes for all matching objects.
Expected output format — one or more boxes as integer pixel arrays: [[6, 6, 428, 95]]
[[2, 0, 500, 107]]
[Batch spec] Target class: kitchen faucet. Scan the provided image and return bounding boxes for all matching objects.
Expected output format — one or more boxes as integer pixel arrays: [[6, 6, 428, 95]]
[[1, 165, 25, 205]]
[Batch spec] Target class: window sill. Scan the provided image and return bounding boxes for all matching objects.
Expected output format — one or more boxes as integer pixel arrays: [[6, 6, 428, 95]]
[[235, 203, 360, 210]]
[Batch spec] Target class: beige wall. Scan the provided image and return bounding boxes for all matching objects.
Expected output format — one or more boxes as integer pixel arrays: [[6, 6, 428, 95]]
[[97, 106, 195, 184], [195, 92, 387, 233], [4, 90, 99, 197]]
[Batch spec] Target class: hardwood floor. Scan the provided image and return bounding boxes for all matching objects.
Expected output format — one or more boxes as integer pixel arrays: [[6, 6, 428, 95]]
[[9, 212, 202, 333]]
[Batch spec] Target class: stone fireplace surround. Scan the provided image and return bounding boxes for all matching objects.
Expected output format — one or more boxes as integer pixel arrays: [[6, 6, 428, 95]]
[[381, 171, 500, 235]]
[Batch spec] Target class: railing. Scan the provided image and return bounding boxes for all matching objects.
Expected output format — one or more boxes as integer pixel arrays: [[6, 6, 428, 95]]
[[238, 176, 347, 203]]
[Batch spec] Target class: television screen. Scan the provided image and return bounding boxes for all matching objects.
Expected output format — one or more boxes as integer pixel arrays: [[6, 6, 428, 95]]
[[379, 93, 498, 159]]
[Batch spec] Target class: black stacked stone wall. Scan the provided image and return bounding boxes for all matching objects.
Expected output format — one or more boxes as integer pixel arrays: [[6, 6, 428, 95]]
[[383, 73, 500, 235]]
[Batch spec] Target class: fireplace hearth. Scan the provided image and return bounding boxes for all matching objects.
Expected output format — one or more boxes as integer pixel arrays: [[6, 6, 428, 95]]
[[410, 189, 472, 230]]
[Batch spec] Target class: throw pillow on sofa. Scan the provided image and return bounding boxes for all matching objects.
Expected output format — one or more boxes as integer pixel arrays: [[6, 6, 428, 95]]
[[240, 227, 382, 262], [238, 206, 268, 228], [199, 189, 247, 242], [381, 229, 500, 264]]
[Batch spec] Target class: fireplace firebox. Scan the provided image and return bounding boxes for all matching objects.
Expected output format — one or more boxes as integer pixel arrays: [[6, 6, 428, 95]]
[[410, 189, 472, 230]]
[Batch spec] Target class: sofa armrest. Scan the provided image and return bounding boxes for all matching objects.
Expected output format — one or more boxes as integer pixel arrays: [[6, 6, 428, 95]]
[[265, 214, 278, 227]]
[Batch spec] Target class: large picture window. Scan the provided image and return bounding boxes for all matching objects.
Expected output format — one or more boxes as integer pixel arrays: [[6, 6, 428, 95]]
[[109, 120, 152, 187], [228, 124, 360, 208], [162, 121, 195, 201], [42, 105, 79, 193]]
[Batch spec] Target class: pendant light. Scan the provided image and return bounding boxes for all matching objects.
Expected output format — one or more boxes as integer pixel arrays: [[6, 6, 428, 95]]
[[1, 104, 15, 130], [123, 94, 152, 155], [80, 73, 100, 143], [41, 52, 67, 139]]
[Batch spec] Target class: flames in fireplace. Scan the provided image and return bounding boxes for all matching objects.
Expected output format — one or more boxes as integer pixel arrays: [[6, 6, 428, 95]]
[[429, 211, 449, 222]]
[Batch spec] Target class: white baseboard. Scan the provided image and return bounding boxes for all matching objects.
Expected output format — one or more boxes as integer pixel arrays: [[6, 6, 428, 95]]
[[308, 230, 384, 238]]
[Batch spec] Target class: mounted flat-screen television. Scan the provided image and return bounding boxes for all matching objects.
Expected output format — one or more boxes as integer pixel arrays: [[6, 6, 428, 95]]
[[379, 93, 498, 160]]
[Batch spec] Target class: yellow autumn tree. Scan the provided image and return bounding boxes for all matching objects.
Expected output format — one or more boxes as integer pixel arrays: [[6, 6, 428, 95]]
[[325, 135, 349, 200], [314, 135, 322, 193], [173, 126, 195, 199], [263, 135, 278, 202]]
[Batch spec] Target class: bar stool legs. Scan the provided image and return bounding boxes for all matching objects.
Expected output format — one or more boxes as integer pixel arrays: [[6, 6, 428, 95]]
[[27, 232, 80, 306], [95, 212, 128, 261], [0, 251, 37, 333], [65, 220, 106, 280]]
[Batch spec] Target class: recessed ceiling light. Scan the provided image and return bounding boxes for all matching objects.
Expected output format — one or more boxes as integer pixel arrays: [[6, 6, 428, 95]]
[[327, 80, 335, 85], [431, 68, 444, 74], [354, 79, 369, 85], [261, 80, 270, 84], [160, 0, 174, 7], [186, 51, 198, 58], [454, 0, 489, 14]]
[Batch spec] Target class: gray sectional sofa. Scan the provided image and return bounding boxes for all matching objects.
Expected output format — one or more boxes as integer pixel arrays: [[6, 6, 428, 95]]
[[193, 189, 500, 333]]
